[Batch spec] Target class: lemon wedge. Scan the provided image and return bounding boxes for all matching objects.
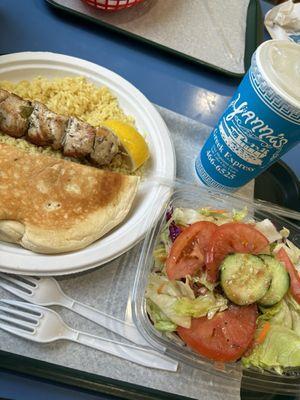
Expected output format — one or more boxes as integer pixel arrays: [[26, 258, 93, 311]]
[[101, 120, 150, 171]]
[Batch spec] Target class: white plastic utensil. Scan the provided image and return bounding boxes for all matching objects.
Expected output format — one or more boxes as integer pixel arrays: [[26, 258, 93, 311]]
[[0, 299, 177, 371], [0, 274, 151, 347]]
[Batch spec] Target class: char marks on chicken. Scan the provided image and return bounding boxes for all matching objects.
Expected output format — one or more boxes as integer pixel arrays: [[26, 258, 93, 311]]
[[27, 101, 68, 149], [62, 117, 96, 158], [91, 126, 120, 166], [0, 92, 33, 138]]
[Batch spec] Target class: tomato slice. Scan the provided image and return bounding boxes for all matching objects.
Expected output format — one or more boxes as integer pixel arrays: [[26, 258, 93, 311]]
[[276, 248, 300, 304], [177, 304, 258, 362], [166, 221, 217, 280], [206, 223, 269, 282]]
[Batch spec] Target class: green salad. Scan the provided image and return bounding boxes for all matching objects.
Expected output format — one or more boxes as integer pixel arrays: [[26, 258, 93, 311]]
[[146, 206, 300, 373]]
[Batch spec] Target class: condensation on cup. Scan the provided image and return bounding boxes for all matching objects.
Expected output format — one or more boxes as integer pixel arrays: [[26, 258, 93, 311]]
[[195, 40, 300, 192]]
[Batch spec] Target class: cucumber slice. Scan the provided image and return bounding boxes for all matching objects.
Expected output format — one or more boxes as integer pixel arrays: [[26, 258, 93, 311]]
[[258, 255, 290, 306], [220, 253, 271, 306]]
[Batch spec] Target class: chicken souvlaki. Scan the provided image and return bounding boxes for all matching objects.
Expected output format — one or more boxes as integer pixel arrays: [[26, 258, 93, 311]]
[[0, 88, 120, 166]]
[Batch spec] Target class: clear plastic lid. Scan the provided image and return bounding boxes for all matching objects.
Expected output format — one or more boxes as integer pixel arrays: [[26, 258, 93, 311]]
[[131, 179, 300, 395], [256, 40, 300, 107]]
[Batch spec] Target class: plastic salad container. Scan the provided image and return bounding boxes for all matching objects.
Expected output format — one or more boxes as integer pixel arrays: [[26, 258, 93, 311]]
[[132, 180, 300, 395]]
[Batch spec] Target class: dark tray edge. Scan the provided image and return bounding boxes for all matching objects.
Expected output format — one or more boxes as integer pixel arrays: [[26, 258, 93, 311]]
[[244, 0, 264, 71], [0, 350, 194, 400]]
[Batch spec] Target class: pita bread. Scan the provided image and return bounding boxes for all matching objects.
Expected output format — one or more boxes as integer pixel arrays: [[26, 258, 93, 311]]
[[0, 143, 139, 254]]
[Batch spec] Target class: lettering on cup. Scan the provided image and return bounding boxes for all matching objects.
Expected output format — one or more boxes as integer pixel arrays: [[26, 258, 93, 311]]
[[222, 94, 288, 166]]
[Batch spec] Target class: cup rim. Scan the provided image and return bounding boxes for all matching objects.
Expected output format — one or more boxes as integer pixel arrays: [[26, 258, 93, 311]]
[[255, 39, 300, 110]]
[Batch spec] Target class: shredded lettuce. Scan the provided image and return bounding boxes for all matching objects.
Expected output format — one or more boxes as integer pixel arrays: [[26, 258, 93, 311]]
[[147, 274, 194, 299], [146, 299, 177, 332], [145, 274, 193, 328], [255, 219, 282, 243], [259, 299, 292, 329], [153, 244, 167, 261], [285, 293, 300, 335], [199, 206, 248, 225], [174, 292, 227, 319], [285, 239, 300, 268], [153, 245, 167, 271], [199, 207, 228, 219], [273, 239, 300, 268], [146, 273, 227, 331], [280, 227, 290, 239], [173, 208, 205, 226], [232, 207, 248, 222], [176, 277, 195, 299], [243, 297, 300, 371], [269, 242, 277, 253], [160, 222, 173, 253], [146, 288, 190, 328], [192, 273, 217, 292], [242, 325, 300, 373]]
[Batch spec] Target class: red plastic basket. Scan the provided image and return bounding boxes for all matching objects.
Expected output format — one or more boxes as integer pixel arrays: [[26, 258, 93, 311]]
[[82, 0, 144, 11]]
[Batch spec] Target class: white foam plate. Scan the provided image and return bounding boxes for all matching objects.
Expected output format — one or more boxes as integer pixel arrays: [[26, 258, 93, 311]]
[[0, 52, 176, 275]]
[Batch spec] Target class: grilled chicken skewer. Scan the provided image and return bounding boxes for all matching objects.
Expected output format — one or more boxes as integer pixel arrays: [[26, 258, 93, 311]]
[[0, 89, 120, 166], [0, 89, 32, 138], [27, 101, 68, 150]]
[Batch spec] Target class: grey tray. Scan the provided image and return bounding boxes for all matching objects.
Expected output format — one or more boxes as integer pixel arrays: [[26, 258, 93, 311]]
[[47, 0, 263, 77], [0, 105, 252, 400]]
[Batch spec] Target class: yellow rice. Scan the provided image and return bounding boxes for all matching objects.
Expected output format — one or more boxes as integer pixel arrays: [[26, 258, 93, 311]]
[[0, 76, 134, 126]]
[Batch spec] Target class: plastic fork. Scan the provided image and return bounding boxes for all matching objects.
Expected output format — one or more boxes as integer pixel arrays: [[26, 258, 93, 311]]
[[0, 274, 149, 347], [0, 299, 177, 371]]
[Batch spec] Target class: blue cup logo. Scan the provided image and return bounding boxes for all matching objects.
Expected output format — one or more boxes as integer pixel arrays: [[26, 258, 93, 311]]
[[195, 55, 300, 191]]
